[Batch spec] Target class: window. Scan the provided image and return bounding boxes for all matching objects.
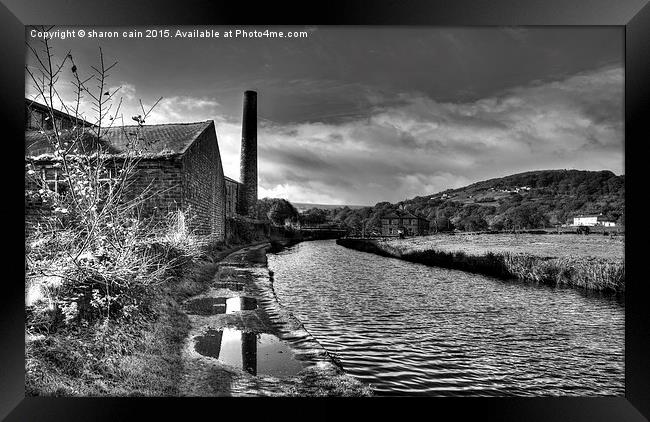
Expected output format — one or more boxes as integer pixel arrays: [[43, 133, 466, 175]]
[[42, 167, 117, 197], [42, 168, 68, 195], [44, 115, 54, 130], [98, 168, 115, 196]]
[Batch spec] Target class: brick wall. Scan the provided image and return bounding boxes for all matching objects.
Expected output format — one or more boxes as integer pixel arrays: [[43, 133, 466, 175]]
[[181, 123, 226, 241]]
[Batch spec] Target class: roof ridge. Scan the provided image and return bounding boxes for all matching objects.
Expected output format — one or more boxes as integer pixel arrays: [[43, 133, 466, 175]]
[[103, 120, 213, 129]]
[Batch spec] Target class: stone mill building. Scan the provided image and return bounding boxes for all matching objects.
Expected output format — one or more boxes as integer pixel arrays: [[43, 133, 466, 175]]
[[25, 91, 259, 242]]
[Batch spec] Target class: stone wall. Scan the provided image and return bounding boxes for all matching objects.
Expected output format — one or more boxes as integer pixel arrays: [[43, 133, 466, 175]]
[[225, 216, 269, 244], [123, 158, 184, 226], [24, 162, 56, 235], [181, 123, 226, 241], [225, 178, 240, 218], [24, 158, 185, 236]]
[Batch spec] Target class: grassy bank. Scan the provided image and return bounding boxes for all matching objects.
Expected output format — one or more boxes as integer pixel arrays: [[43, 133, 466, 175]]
[[25, 243, 229, 397], [337, 234, 624, 293], [24, 206, 263, 396]]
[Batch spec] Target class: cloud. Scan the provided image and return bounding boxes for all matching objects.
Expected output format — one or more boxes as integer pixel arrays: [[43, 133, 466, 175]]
[[101, 84, 221, 125], [107, 82, 137, 101], [242, 65, 623, 205], [145, 96, 220, 123]]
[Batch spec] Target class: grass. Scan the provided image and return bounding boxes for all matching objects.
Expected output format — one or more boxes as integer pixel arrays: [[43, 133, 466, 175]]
[[380, 233, 624, 260], [24, 228, 265, 397], [25, 253, 220, 397], [338, 233, 625, 293]]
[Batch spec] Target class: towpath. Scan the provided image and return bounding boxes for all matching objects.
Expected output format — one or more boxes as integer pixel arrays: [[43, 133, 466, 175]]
[[178, 243, 371, 396]]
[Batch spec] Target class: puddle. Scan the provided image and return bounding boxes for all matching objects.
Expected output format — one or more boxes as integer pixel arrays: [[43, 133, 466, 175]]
[[185, 297, 226, 315], [226, 296, 257, 313], [194, 328, 305, 377], [185, 296, 257, 315]]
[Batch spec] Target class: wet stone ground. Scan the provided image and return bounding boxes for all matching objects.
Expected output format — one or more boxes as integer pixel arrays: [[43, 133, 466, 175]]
[[178, 243, 372, 396]]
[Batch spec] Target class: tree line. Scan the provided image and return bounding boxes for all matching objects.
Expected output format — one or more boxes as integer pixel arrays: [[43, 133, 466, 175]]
[[259, 170, 624, 236]]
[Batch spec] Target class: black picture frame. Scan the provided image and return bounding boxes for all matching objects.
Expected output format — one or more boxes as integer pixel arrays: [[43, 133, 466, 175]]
[[2, 0, 648, 420]]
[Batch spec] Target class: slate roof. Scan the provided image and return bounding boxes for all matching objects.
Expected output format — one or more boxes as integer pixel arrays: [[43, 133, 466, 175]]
[[25, 99, 95, 128], [25, 121, 214, 159]]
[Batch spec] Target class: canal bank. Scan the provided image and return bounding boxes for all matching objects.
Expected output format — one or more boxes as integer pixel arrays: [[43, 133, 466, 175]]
[[337, 237, 624, 293], [179, 242, 372, 396]]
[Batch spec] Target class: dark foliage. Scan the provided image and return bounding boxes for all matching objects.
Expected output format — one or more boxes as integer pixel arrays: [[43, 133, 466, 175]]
[[253, 198, 300, 225]]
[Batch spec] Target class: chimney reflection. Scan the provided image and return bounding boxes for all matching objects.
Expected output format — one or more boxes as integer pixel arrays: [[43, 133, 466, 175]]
[[241, 332, 258, 375], [226, 296, 258, 314], [193, 327, 304, 378]]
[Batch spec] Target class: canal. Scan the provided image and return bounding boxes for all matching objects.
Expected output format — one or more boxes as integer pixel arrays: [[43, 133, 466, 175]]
[[267, 239, 624, 396]]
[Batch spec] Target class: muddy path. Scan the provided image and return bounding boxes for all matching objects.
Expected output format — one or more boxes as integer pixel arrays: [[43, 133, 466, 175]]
[[178, 243, 372, 396]]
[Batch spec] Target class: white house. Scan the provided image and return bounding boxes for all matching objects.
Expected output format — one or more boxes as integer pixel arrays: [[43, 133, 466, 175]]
[[572, 214, 616, 227]]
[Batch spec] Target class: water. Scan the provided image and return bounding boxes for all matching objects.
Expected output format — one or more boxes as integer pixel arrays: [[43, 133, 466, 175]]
[[267, 239, 625, 396], [194, 328, 305, 377]]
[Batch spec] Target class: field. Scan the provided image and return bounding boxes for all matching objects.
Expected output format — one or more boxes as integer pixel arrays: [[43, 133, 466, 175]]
[[339, 233, 625, 293], [379, 233, 624, 261]]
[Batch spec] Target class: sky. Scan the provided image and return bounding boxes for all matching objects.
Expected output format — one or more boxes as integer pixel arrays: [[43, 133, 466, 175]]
[[25, 26, 624, 206]]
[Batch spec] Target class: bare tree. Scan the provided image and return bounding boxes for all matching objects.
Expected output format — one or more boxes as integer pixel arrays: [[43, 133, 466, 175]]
[[24, 25, 183, 326]]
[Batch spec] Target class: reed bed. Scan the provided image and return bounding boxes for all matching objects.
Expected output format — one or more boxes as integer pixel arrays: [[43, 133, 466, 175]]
[[338, 234, 624, 293]]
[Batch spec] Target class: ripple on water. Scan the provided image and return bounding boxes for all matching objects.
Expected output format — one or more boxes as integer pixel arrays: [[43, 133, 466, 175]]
[[267, 239, 625, 396]]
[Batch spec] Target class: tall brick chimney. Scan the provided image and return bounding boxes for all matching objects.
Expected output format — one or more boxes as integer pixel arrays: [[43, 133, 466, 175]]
[[238, 90, 257, 216]]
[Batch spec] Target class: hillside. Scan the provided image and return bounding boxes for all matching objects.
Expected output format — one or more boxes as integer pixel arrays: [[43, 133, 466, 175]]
[[317, 170, 624, 234]]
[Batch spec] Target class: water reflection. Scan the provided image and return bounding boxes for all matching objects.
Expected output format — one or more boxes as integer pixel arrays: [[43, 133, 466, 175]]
[[185, 297, 257, 316], [194, 328, 305, 377], [185, 297, 226, 316], [226, 296, 258, 313]]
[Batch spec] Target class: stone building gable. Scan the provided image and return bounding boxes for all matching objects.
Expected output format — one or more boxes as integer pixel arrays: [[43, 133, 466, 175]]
[[25, 120, 228, 242], [180, 122, 226, 239]]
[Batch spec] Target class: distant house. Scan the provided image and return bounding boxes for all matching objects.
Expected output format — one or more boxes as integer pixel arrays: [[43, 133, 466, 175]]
[[380, 211, 429, 236], [572, 214, 616, 227]]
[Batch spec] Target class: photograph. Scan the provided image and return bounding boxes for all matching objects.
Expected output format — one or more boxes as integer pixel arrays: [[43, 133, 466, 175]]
[[23, 24, 626, 398]]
